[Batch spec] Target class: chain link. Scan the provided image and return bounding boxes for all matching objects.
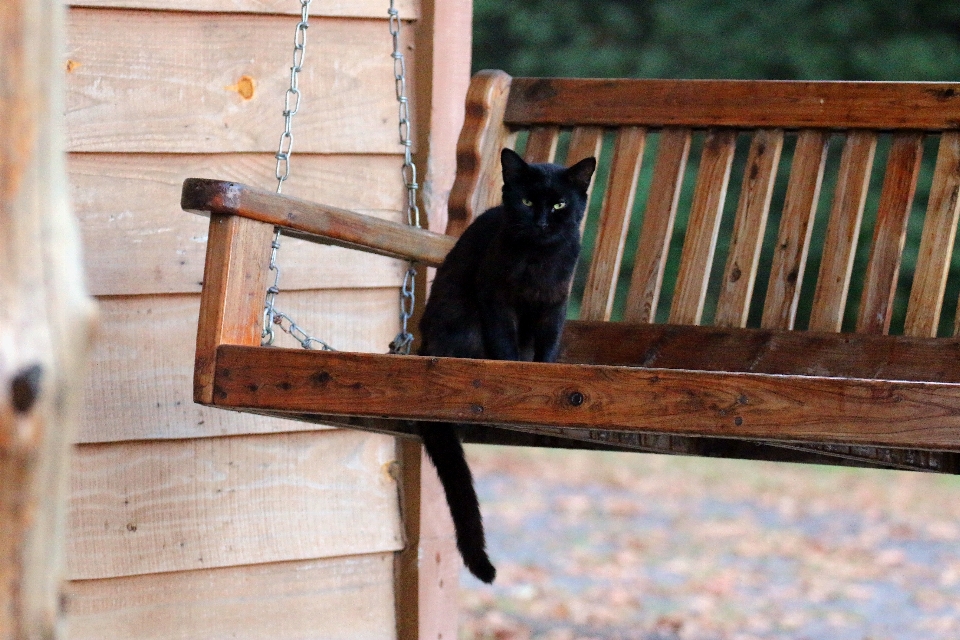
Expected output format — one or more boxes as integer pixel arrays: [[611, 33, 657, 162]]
[[387, 0, 421, 355], [263, 0, 422, 355], [388, 0, 420, 229], [263, 0, 326, 349], [275, 0, 312, 193]]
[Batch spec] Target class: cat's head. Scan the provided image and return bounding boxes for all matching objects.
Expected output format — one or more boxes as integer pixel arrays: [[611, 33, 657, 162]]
[[500, 148, 597, 244]]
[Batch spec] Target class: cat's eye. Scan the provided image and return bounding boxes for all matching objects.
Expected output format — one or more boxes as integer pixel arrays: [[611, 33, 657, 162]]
[[521, 198, 533, 207], [553, 201, 567, 210]]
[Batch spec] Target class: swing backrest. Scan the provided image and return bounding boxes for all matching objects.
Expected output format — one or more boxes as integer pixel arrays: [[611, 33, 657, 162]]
[[449, 70, 960, 338]]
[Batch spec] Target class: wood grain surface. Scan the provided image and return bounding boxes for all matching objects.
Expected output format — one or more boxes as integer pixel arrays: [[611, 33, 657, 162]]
[[504, 77, 960, 130], [182, 179, 455, 266], [669, 130, 736, 324], [80, 291, 398, 443], [66, 10, 407, 153], [67, 430, 403, 579], [761, 130, 830, 329], [714, 129, 784, 327], [67, 553, 396, 640], [581, 127, 646, 321], [808, 131, 878, 332], [72, 153, 407, 296], [210, 345, 960, 451], [72, 0, 418, 16]]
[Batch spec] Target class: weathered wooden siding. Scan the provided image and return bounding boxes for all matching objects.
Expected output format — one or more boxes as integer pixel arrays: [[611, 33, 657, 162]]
[[63, 0, 451, 637]]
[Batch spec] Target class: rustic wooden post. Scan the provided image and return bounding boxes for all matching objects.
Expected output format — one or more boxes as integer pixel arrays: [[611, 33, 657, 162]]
[[1, 0, 97, 637], [395, 1, 473, 639]]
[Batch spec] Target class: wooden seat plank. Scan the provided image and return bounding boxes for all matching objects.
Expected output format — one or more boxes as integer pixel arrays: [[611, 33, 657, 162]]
[[856, 132, 925, 334], [669, 129, 737, 325], [808, 131, 877, 332], [211, 344, 960, 451], [624, 128, 692, 323], [715, 129, 784, 327], [580, 127, 646, 321], [905, 132, 960, 337]]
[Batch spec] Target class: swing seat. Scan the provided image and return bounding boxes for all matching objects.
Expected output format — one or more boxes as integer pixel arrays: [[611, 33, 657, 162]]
[[182, 70, 960, 473]]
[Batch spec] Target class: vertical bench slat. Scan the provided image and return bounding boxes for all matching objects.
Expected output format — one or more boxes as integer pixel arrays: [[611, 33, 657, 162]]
[[856, 132, 924, 334], [580, 127, 646, 321], [715, 129, 785, 327], [808, 131, 878, 332], [906, 132, 960, 337], [761, 130, 830, 330], [523, 126, 560, 163], [669, 129, 737, 325], [566, 126, 605, 234], [623, 128, 692, 323]]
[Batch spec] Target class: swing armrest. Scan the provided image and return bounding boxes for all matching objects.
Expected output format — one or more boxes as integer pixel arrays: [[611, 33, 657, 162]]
[[181, 178, 456, 267]]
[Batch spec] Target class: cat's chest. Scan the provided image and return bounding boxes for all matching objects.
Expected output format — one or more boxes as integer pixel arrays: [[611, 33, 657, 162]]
[[487, 247, 576, 304]]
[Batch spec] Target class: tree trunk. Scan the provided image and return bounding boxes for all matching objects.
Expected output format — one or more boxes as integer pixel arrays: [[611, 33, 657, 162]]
[[1, 0, 97, 637]]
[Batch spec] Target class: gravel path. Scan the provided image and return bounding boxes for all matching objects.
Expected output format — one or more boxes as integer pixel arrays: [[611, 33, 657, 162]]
[[459, 446, 960, 640]]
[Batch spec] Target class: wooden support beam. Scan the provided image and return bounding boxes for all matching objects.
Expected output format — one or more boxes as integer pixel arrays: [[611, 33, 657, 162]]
[[1, 0, 97, 636]]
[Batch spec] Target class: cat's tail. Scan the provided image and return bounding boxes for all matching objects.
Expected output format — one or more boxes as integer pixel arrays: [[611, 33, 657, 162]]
[[420, 424, 496, 583]]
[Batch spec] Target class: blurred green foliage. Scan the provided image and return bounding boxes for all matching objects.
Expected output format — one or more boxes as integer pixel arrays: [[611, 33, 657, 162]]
[[474, 1, 960, 334], [473, 1, 960, 80]]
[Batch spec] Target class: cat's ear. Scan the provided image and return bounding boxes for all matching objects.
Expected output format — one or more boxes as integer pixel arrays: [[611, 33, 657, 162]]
[[564, 156, 597, 192], [500, 148, 529, 183]]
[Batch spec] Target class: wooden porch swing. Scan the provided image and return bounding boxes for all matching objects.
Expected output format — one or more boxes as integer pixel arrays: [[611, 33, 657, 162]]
[[182, 69, 960, 474]]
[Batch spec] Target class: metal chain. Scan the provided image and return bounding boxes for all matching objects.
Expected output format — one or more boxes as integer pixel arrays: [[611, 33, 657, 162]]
[[263, 0, 422, 355], [263, 0, 329, 348], [275, 0, 312, 194], [387, 0, 421, 355]]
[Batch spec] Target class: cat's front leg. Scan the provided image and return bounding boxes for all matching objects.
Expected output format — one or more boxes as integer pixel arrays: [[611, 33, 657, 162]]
[[478, 297, 521, 360], [533, 302, 567, 363]]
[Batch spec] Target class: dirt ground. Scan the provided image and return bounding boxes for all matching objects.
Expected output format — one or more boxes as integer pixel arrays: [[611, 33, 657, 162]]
[[458, 445, 960, 640]]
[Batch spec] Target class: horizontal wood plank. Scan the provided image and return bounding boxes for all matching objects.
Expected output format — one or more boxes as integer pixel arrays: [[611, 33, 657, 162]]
[[66, 10, 407, 153], [505, 77, 960, 130], [70, 0, 418, 18], [183, 178, 455, 266], [67, 431, 403, 579], [72, 153, 407, 296], [80, 291, 398, 443], [67, 553, 396, 640], [559, 320, 960, 383], [211, 344, 960, 450]]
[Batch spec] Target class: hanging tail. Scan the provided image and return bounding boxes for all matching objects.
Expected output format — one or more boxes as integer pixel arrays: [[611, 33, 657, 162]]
[[420, 425, 496, 583]]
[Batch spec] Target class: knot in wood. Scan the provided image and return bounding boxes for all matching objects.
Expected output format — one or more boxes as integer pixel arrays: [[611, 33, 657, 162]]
[[11, 364, 43, 414]]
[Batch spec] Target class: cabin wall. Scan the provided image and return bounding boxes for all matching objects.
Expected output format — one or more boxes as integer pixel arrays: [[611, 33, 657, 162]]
[[63, 1, 471, 637]]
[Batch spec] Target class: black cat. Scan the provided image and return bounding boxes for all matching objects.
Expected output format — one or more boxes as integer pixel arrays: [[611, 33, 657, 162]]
[[417, 148, 597, 583]]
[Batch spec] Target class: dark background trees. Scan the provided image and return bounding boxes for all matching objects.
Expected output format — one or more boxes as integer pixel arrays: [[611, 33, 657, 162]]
[[473, 1, 960, 81]]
